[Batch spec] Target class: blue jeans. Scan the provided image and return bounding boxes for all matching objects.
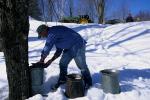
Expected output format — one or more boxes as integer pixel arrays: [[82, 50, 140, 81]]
[[58, 44, 92, 86]]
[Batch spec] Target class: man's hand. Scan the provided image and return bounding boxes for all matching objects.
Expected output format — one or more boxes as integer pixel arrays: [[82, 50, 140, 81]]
[[40, 54, 47, 63], [31, 61, 45, 68], [39, 57, 45, 63], [44, 59, 53, 68]]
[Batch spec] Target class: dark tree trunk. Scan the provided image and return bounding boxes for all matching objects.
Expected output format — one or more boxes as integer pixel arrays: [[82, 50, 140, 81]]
[[98, 0, 105, 24], [69, 0, 73, 17], [29, 0, 41, 20], [0, 0, 30, 100]]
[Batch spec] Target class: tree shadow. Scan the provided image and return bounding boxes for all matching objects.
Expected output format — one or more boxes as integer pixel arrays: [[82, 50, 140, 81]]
[[29, 49, 42, 54], [106, 23, 141, 40], [92, 73, 101, 84], [42, 74, 68, 100], [0, 59, 5, 63], [119, 68, 150, 92], [28, 48, 56, 59], [123, 47, 150, 56], [42, 74, 59, 94], [108, 29, 150, 49], [92, 68, 150, 92], [72, 24, 107, 32], [119, 68, 150, 81], [28, 37, 46, 42], [86, 48, 97, 52]]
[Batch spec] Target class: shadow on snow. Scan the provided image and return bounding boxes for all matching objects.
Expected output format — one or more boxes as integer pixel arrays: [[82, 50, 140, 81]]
[[92, 68, 150, 92]]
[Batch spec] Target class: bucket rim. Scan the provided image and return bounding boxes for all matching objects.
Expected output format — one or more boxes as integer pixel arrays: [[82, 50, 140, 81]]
[[100, 69, 119, 75], [67, 74, 82, 80]]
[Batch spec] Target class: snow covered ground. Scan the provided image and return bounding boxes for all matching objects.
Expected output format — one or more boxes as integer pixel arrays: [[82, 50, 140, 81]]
[[0, 19, 150, 100]]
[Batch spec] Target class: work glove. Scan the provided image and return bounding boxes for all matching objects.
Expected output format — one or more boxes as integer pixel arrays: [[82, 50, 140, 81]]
[[39, 57, 45, 63], [44, 59, 53, 68], [31, 62, 45, 68]]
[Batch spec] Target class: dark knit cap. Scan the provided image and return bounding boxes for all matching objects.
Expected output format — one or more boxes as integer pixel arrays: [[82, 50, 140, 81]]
[[36, 24, 48, 34]]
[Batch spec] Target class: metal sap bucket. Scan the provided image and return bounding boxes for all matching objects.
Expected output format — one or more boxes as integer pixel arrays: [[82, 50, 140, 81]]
[[30, 63, 44, 95], [65, 74, 85, 98], [100, 69, 120, 94]]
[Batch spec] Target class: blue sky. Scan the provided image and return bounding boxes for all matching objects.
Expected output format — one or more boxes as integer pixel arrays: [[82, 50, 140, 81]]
[[39, 0, 150, 21], [74, 0, 150, 15], [129, 0, 150, 14], [109, 0, 150, 15]]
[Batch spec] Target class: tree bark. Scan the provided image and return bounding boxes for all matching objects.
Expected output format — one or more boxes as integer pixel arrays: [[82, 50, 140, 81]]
[[98, 0, 105, 24], [69, 0, 73, 17], [0, 0, 30, 100]]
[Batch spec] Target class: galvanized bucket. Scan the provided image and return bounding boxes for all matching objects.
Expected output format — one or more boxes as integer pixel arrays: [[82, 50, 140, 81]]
[[31, 67, 44, 86], [65, 74, 85, 98], [30, 63, 44, 95], [100, 69, 120, 94]]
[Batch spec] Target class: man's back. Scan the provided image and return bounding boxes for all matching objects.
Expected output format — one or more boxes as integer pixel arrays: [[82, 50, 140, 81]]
[[47, 26, 86, 49]]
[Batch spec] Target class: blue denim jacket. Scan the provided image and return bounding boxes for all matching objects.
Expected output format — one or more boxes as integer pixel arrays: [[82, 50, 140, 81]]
[[41, 26, 86, 57]]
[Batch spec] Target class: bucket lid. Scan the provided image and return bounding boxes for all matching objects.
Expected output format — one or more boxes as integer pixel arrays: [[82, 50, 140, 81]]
[[30, 62, 45, 69], [101, 69, 119, 75], [67, 74, 82, 80]]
